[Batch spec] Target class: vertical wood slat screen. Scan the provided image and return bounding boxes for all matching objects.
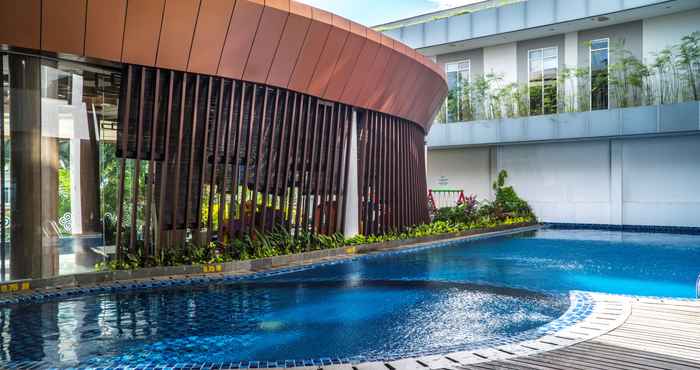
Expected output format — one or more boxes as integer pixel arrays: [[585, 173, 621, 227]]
[[356, 112, 430, 236], [115, 64, 429, 258], [115, 65, 355, 255]]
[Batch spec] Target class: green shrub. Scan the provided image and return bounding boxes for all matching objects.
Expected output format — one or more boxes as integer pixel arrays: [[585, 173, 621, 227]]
[[492, 170, 535, 220]]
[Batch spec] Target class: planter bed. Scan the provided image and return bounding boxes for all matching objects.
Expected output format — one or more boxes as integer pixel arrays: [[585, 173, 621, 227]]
[[2, 222, 539, 296]]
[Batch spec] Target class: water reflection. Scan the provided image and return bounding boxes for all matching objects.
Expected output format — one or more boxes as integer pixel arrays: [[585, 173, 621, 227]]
[[0, 281, 565, 368], [0, 52, 121, 281]]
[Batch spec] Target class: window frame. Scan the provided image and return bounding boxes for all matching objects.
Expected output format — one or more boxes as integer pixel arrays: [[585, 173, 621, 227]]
[[527, 46, 559, 116], [589, 37, 610, 111], [443, 59, 471, 123]]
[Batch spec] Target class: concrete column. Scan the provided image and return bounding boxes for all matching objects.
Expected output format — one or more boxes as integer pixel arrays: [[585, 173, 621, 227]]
[[564, 31, 579, 111], [343, 110, 359, 237], [610, 140, 623, 225], [488, 146, 499, 200]]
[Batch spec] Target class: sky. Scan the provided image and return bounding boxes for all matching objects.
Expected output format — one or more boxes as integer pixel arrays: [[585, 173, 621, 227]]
[[296, 0, 483, 27]]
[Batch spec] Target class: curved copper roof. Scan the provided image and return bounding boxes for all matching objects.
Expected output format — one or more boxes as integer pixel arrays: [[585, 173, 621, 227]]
[[0, 0, 447, 130]]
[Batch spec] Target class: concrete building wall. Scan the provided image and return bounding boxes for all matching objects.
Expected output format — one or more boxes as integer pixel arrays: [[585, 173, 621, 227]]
[[426, 146, 493, 201], [426, 134, 700, 227], [577, 20, 644, 66], [642, 8, 700, 63], [621, 135, 700, 227], [483, 42, 518, 83]]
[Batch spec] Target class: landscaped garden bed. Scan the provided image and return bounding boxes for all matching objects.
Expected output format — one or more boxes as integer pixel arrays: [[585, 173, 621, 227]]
[[7, 170, 537, 292]]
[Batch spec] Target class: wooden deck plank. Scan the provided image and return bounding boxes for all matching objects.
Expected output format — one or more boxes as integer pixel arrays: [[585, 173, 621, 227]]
[[558, 346, 695, 370], [530, 351, 640, 370], [597, 333, 700, 353], [613, 327, 700, 343], [510, 354, 612, 370], [594, 338, 700, 360], [508, 356, 597, 370], [580, 342, 700, 368], [603, 330, 700, 347], [570, 344, 700, 370]]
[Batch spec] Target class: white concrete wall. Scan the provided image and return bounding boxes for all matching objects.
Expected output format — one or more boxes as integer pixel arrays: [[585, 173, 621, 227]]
[[497, 140, 614, 224], [483, 42, 518, 84], [426, 134, 700, 227], [642, 8, 700, 63], [621, 135, 700, 227], [426, 147, 493, 202]]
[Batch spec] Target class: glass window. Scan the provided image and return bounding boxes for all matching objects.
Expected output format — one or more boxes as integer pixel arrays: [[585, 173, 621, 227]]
[[528, 47, 558, 115], [444, 60, 470, 123], [590, 38, 609, 111], [0, 53, 121, 281]]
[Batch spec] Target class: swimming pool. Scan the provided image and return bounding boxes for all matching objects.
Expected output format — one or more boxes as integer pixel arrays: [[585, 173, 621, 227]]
[[1, 228, 699, 368]]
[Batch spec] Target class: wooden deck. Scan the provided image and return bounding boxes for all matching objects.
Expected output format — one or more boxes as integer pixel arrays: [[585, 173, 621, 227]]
[[456, 298, 700, 370]]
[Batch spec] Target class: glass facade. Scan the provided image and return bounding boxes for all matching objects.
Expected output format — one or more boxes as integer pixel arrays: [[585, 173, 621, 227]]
[[0, 52, 121, 281], [528, 47, 558, 115], [590, 38, 609, 111], [444, 60, 470, 123]]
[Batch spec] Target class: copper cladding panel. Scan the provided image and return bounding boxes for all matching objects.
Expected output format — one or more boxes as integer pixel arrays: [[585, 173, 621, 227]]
[[122, 0, 166, 66], [0, 0, 41, 50], [218, 0, 264, 79], [416, 78, 443, 125], [42, 0, 86, 55], [408, 77, 436, 124], [2, 0, 447, 129], [397, 64, 428, 119], [85, 0, 127, 62], [367, 49, 402, 111], [286, 14, 330, 92], [266, 10, 311, 88], [381, 60, 413, 116], [353, 44, 391, 108], [306, 24, 348, 97], [338, 38, 379, 106], [188, 0, 236, 75], [387, 56, 423, 117], [378, 52, 414, 114], [243, 2, 289, 84], [156, 0, 201, 71], [323, 32, 365, 102]]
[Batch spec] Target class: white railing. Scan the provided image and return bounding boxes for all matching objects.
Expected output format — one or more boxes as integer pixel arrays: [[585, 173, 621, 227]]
[[696, 273, 700, 299]]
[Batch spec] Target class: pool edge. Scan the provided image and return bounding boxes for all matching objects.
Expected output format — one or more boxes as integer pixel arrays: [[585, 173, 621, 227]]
[[0, 223, 542, 305]]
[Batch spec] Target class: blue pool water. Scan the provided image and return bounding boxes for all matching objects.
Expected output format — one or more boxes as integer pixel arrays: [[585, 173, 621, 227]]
[[1, 228, 699, 368]]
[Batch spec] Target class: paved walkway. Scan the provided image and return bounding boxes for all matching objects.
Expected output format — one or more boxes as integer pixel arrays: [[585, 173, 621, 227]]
[[315, 295, 700, 370]]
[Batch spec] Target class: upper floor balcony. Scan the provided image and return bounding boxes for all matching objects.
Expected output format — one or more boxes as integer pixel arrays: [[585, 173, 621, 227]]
[[427, 100, 700, 148], [427, 31, 700, 148]]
